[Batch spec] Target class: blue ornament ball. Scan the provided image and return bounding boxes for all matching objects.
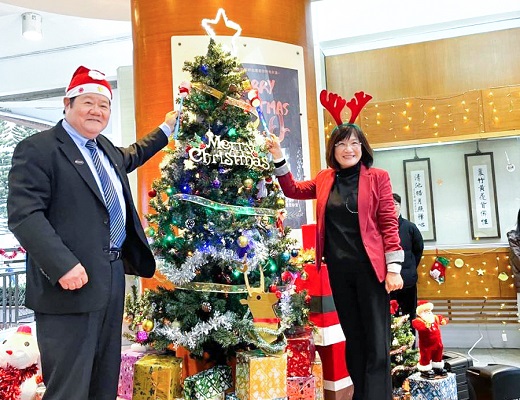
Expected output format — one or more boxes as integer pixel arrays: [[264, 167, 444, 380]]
[[200, 64, 209, 75], [212, 178, 221, 189], [181, 183, 192, 194], [281, 251, 291, 263], [290, 249, 299, 258]]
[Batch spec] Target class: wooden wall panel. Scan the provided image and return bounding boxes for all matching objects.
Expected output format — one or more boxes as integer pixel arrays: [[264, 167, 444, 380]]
[[418, 248, 515, 299], [323, 29, 520, 146], [482, 86, 520, 132], [326, 28, 520, 102]]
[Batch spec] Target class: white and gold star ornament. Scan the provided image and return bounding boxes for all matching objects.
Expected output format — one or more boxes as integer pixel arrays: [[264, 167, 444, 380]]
[[201, 8, 242, 55], [476, 269, 485, 276], [184, 159, 196, 170]]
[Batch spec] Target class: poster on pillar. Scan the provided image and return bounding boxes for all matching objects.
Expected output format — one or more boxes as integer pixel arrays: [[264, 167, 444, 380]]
[[171, 36, 312, 229]]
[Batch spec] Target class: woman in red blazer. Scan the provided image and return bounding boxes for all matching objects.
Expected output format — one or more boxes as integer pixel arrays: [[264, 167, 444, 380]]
[[267, 124, 404, 400]]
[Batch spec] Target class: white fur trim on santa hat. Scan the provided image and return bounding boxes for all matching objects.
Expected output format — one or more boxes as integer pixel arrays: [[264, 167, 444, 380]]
[[416, 301, 433, 315], [65, 66, 112, 100], [66, 83, 112, 100]]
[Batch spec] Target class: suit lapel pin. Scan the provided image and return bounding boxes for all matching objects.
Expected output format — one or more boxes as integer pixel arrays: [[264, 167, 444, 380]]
[[74, 159, 84, 165]]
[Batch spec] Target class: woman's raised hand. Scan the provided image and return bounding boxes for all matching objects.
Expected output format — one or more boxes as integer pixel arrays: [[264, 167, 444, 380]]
[[265, 133, 284, 159]]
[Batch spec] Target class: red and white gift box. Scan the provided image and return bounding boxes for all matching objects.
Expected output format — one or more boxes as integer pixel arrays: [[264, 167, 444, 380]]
[[287, 375, 316, 399], [286, 327, 315, 377]]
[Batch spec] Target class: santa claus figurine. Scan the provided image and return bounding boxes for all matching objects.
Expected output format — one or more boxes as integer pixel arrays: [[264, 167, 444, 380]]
[[412, 300, 448, 379]]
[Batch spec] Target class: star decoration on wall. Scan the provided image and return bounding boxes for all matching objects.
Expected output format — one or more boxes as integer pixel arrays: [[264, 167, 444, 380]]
[[476, 269, 485, 276], [201, 8, 242, 55], [436, 178, 443, 185]]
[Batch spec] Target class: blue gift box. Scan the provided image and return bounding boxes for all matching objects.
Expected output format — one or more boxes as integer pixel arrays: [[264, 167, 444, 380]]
[[407, 372, 457, 400]]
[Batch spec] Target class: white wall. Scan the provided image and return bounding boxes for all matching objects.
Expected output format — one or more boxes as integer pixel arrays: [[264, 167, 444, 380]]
[[374, 137, 520, 248]]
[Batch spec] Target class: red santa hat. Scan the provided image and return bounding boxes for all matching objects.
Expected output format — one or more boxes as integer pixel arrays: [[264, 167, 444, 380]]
[[65, 66, 112, 101], [416, 300, 433, 315], [16, 325, 32, 335]]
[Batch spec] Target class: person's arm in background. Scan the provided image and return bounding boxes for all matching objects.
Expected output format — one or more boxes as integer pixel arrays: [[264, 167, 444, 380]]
[[411, 222, 425, 267], [376, 171, 404, 292]]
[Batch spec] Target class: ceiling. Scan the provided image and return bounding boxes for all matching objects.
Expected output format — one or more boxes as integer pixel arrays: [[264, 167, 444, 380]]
[[1, 0, 520, 125]]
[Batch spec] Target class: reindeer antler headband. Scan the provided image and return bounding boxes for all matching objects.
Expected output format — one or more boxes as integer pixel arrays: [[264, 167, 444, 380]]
[[320, 89, 373, 133]]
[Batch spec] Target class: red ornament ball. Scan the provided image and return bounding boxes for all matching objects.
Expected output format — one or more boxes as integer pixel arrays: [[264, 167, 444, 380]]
[[281, 271, 292, 282], [148, 189, 157, 198]]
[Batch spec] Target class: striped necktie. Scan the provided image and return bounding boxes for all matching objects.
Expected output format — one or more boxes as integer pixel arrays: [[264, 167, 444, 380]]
[[85, 139, 126, 248]]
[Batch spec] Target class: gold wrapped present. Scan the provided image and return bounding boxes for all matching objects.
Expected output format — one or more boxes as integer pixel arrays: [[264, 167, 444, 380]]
[[133, 354, 183, 400], [235, 350, 287, 399]]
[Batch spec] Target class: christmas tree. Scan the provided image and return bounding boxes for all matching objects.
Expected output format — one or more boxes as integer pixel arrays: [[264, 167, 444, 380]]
[[141, 39, 302, 363], [390, 300, 419, 395], [0, 121, 37, 233]]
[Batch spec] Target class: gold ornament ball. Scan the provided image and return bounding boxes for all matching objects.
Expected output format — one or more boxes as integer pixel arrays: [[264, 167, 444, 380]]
[[276, 198, 286, 208], [237, 235, 249, 248], [243, 178, 254, 189], [142, 319, 154, 332]]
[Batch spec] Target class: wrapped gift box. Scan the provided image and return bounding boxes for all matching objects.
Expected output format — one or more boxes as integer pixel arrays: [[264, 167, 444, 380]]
[[287, 376, 315, 399], [235, 350, 287, 400], [183, 365, 232, 400], [286, 327, 315, 377], [132, 354, 183, 400], [118, 350, 147, 399], [407, 372, 457, 400], [311, 353, 324, 400]]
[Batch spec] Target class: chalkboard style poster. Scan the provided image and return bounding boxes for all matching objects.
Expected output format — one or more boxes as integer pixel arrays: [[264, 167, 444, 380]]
[[242, 63, 306, 228]]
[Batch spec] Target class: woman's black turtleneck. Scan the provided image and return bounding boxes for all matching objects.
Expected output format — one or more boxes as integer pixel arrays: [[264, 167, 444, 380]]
[[323, 162, 370, 265]]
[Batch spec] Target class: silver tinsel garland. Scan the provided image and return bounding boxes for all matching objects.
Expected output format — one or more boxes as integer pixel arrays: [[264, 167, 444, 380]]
[[155, 310, 236, 350], [156, 238, 271, 287]]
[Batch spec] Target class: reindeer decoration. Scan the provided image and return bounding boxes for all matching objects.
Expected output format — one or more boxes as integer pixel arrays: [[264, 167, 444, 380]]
[[319, 89, 373, 127], [239, 258, 281, 345]]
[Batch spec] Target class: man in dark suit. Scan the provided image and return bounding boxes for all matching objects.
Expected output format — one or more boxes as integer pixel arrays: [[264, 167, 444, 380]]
[[7, 66, 177, 399], [390, 193, 424, 324]]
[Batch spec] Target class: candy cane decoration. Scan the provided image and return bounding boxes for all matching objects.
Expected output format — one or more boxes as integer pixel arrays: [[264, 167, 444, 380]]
[[173, 81, 191, 139]]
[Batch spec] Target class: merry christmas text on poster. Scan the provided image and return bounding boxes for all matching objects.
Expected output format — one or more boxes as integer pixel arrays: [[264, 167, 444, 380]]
[[243, 63, 306, 228]]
